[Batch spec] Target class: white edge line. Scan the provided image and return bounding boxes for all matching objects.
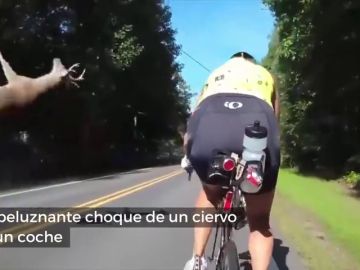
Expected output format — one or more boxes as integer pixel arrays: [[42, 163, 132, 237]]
[[0, 181, 83, 199], [0, 167, 154, 199]]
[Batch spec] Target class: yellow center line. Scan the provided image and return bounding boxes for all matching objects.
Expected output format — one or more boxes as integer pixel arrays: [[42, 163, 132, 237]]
[[0, 169, 183, 237], [76, 170, 181, 208], [89, 170, 183, 208], [12, 170, 183, 237]]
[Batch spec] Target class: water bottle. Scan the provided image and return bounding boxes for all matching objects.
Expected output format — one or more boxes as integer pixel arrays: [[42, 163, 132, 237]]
[[240, 121, 268, 193]]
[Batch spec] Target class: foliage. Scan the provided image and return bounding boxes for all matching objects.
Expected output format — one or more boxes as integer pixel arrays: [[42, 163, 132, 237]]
[[262, 0, 360, 175], [343, 171, 360, 188], [0, 0, 191, 185], [111, 24, 144, 70], [276, 169, 360, 266]]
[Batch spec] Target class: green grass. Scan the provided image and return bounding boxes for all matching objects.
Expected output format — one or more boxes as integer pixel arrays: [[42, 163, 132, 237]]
[[277, 169, 360, 263], [272, 192, 354, 270]]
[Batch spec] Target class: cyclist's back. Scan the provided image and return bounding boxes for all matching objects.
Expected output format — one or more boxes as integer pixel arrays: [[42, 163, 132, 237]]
[[195, 52, 275, 109]]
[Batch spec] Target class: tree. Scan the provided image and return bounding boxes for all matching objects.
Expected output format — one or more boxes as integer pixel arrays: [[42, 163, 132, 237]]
[[263, 0, 360, 176], [0, 0, 191, 186]]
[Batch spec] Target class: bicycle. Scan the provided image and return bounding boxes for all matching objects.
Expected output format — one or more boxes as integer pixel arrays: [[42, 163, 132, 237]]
[[211, 151, 250, 270], [187, 151, 253, 270]]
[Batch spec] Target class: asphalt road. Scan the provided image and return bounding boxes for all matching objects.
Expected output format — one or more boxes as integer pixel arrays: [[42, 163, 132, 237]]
[[0, 165, 306, 270]]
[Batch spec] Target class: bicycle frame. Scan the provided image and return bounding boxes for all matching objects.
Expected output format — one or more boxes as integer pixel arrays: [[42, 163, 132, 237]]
[[185, 151, 248, 268], [208, 163, 247, 267]]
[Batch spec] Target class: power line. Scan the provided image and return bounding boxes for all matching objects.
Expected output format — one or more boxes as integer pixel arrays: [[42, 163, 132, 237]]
[[180, 49, 211, 72]]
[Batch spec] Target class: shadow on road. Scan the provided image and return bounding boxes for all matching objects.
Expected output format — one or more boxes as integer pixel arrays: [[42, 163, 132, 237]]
[[238, 238, 289, 270], [272, 238, 290, 270]]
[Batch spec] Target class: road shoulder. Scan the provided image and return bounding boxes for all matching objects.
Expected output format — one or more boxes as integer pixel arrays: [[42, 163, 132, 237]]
[[272, 191, 360, 270]]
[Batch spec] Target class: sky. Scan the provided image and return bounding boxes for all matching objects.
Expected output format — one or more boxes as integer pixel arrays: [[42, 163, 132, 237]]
[[167, 0, 275, 107]]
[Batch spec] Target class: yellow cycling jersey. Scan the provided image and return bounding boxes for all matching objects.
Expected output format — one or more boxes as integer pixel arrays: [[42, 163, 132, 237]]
[[195, 58, 275, 108]]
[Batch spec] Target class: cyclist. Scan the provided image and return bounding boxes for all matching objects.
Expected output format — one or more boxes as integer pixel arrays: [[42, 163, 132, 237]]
[[182, 52, 280, 270]]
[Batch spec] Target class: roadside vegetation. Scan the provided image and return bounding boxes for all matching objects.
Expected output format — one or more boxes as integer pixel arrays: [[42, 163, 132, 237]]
[[273, 169, 360, 269], [262, 0, 360, 180], [262, 1, 360, 267], [0, 1, 191, 189]]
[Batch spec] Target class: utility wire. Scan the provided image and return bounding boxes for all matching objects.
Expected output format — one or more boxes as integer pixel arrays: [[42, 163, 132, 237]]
[[180, 49, 211, 72]]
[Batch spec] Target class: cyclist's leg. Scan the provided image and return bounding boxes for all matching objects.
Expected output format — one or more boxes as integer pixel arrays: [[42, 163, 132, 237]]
[[244, 98, 280, 270], [184, 98, 216, 270], [193, 184, 226, 256], [184, 184, 225, 270], [185, 95, 226, 257], [244, 189, 275, 270]]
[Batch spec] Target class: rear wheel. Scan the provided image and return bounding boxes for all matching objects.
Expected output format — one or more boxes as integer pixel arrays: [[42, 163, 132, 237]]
[[217, 240, 240, 270]]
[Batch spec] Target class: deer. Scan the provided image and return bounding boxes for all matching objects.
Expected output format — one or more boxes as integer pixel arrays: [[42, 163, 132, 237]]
[[0, 51, 85, 111]]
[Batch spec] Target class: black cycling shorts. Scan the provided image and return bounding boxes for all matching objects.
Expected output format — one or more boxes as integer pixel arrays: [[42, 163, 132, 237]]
[[186, 93, 281, 193]]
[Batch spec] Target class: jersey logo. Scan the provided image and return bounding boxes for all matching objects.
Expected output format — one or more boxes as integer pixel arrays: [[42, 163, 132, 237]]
[[215, 74, 224, 81], [224, 101, 243, 109]]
